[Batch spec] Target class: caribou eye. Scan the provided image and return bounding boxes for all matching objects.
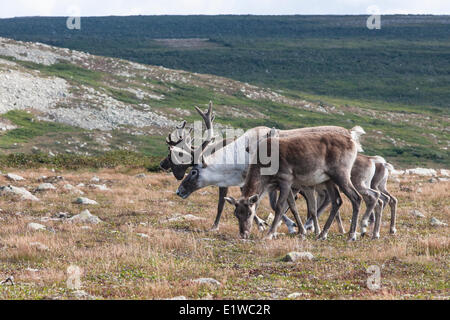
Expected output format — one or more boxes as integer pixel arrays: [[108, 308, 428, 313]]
[[191, 170, 198, 176]]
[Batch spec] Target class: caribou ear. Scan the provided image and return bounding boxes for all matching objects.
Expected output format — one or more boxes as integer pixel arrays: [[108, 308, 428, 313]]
[[248, 194, 259, 205], [245, 146, 250, 153], [224, 197, 236, 206]]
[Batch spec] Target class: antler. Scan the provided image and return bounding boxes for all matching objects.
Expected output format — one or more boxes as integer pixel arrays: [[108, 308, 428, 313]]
[[194, 101, 215, 152], [166, 120, 192, 147], [190, 101, 216, 167]]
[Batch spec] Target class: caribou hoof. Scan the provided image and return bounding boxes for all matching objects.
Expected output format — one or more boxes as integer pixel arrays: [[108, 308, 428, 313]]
[[347, 233, 357, 242], [318, 233, 328, 241], [264, 233, 276, 240], [258, 223, 268, 232], [372, 233, 380, 240], [390, 228, 397, 235], [210, 226, 219, 232]]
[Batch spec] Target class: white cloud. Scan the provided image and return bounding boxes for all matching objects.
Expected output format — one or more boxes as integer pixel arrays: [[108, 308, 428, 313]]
[[0, 0, 449, 18]]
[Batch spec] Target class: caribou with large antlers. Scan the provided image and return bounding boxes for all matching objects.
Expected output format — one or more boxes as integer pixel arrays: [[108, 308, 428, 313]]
[[160, 102, 288, 231], [160, 102, 215, 180]]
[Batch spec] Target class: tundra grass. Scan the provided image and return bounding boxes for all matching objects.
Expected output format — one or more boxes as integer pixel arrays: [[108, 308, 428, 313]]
[[0, 169, 448, 300]]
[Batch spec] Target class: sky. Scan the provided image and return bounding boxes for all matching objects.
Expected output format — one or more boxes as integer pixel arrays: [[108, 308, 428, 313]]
[[1, 0, 449, 18]]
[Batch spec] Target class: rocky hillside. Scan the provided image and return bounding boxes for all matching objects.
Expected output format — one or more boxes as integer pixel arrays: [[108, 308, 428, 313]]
[[0, 37, 448, 168]]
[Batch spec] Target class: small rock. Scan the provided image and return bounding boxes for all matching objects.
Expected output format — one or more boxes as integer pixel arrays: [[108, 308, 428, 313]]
[[89, 184, 110, 191], [80, 226, 92, 230], [135, 173, 146, 179], [27, 223, 46, 231], [192, 278, 222, 287], [29, 242, 49, 251], [428, 178, 438, 183], [136, 233, 149, 238], [283, 252, 314, 262], [74, 197, 98, 205], [64, 184, 84, 195], [38, 176, 64, 183], [25, 268, 39, 272], [430, 217, 448, 227], [5, 173, 25, 181], [36, 183, 56, 191], [416, 188, 423, 193], [0, 185, 40, 201], [69, 210, 102, 224], [90, 176, 100, 183], [410, 210, 425, 218], [406, 168, 437, 176]]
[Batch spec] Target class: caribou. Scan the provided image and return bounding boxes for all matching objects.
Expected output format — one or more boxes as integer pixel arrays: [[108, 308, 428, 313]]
[[302, 154, 397, 239], [223, 129, 364, 241]]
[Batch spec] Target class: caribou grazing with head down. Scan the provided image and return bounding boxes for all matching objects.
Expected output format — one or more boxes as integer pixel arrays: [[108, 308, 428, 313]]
[[224, 129, 364, 241]]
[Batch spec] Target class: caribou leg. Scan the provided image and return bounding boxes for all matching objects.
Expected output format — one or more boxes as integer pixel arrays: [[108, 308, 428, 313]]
[[318, 182, 342, 240], [269, 190, 297, 234], [286, 190, 306, 237], [211, 187, 228, 231], [330, 173, 361, 242], [303, 187, 320, 236], [359, 187, 381, 237], [266, 185, 291, 240]]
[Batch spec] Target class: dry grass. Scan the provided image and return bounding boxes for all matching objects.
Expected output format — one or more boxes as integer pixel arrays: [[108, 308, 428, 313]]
[[0, 168, 448, 300]]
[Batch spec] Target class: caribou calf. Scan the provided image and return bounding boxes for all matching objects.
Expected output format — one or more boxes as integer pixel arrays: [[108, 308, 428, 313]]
[[304, 155, 397, 239], [225, 130, 362, 241]]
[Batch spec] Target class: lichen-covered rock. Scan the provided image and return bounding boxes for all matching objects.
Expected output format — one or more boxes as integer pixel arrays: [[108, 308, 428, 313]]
[[36, 183, 56, 191], [74, 197, 98, 205], [430, 217, 448, 227], [410, 210, 425, 218], [283, 252, 314, 262], [192, 278, 221, 287], [27, 223, 47, 231], [69, 210, 102, 224], [5, 173, 25, 181], [0, 185, 40, 201]]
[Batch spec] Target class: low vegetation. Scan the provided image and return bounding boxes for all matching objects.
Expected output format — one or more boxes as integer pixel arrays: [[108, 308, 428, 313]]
[[0, 169, 448, 299]]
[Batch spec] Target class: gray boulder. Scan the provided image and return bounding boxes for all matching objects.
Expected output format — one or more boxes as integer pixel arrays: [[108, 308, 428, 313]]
[[69, 210, 102, 224], [0, 186, 40, 201], [283, 251, 314, 262], [36, 183, 56, 191], [74, 197, 98, 205], [192, 278, 222, 287]]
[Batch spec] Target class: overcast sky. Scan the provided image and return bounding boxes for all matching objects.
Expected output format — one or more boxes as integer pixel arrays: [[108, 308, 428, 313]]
[[1, 0, 449, 18]]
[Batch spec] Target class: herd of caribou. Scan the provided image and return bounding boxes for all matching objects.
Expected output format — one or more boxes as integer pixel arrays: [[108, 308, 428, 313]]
[[160, 102, 398, 242]]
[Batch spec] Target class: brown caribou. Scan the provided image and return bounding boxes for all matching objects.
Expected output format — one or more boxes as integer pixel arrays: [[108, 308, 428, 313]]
[[224, 129, 363, 241]]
